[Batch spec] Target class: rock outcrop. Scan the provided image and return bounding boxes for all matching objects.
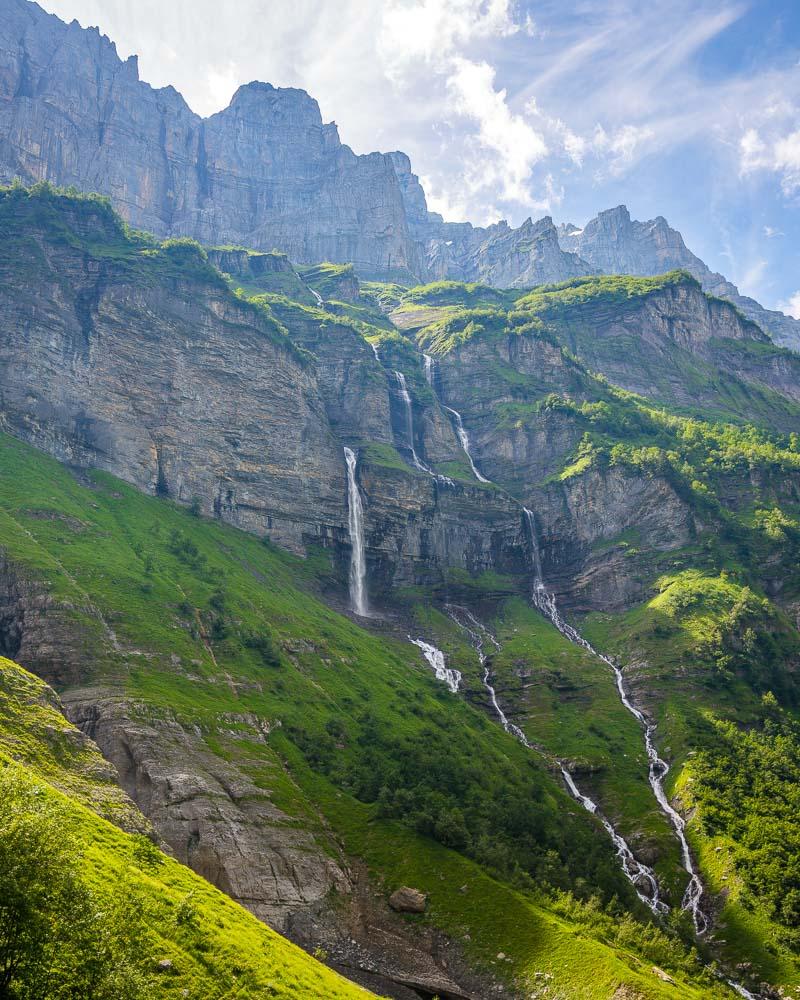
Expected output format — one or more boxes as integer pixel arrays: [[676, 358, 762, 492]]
[[66, 688, 351, 930]]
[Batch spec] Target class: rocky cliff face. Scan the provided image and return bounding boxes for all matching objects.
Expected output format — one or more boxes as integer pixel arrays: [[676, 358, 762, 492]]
[[2, 0, 798, 350], [558, 206, 800, 350], [0, 189, 532, 610], [0, 0, 419, 278]]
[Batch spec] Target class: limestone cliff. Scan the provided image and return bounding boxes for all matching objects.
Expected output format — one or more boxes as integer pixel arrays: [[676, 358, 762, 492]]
[[0, 0, 420, 278]]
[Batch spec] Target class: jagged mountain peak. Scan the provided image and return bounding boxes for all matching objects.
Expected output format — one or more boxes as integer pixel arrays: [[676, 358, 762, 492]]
[[2, 0, 799, 348], [224, 80, 324, 123]]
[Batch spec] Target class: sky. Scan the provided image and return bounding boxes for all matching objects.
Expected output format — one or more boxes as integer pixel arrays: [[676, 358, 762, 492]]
[[39, 0, 800, 314]]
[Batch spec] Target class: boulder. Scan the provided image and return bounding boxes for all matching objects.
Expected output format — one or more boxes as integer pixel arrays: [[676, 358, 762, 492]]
[[388, 887, 427, 914]]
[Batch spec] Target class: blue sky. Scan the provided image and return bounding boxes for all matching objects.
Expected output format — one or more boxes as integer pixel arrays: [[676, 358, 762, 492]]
[[40, 0, 800, 313]]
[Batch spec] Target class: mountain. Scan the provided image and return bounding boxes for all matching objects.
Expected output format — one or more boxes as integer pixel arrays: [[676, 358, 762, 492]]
[[558, 205, 800, 350], [2, 0, 799, 351], [0, 0, 420, 279], [2, 182, 800, 997]]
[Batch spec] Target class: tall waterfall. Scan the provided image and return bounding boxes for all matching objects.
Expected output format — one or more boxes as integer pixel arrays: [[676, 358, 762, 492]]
[[393, 371, 428, 473], [343, 447, 368, 617]]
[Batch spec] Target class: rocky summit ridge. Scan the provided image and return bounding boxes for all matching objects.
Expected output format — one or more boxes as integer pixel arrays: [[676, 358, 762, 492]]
[[0, 0, 798, 348]]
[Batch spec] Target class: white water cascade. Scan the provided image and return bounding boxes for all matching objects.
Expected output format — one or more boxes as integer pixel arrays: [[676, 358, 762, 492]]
[[423, 352, 434, 387], [445, 603, 666, 915], [343, 447, 368, 617], [393, 371, 429, 473], [442, 406, 489, 483], [560, 766, 667, 914], [522, 508, 709, 934], [423, 354, 489, 484], [309, 287, 324, 307], [410, 638, 461, 693]]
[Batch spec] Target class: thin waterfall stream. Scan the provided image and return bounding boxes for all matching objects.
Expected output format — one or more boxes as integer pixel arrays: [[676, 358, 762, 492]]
[[424, 354, 489, 483], [445, 603, 667, 915], [343, 447, 368, 617], [523, 508, 709, 934]]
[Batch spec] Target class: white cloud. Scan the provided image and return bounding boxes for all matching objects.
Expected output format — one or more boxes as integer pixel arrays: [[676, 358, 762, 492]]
[[206, 62, 240, 113], [778, 291, 800, 319], [739, 128, 769, 173], [763, 225, 784, 238], [736, 111, 800, 198], [774, 129, 800, 194], [378, 0, 520, 81], [591, 123, 655, 176], [446, 57, 547, 203]]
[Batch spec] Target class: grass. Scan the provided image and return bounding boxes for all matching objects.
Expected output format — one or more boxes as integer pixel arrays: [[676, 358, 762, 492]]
[[0, 431, 744, 998], [0, 657, 376, 1000]]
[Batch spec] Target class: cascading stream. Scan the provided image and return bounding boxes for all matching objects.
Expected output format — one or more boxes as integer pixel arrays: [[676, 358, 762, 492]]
[[393, 371, 430, 473], [420, 353, 755, 991], [424, 354, 489, 484], [409, 638, 461, 693], [343, 447, 368, 617], [522, 508, 710, 934], [423, 353, 711, 933], [444, 604, 666, 915]]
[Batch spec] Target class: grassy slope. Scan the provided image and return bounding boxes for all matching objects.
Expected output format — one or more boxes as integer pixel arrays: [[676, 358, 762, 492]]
[[0, 432, 734, 999], [0, 657, 376, 1000], [582, 574, 800, 989]]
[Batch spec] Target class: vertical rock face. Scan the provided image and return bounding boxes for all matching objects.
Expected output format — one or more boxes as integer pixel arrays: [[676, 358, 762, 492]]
[[0, 0, 419, 278], [0, 191, 534, 604]]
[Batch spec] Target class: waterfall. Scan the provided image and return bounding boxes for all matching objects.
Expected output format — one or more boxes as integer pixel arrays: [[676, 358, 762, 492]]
[[523, 507, 709, 933], [445, 604, 666, 915], [423, 353, 488, 484], [343, 447, 368, 617], [423, 352, 434, 386], [393, 371, 428, 473], [410, 638, 461, 693], [442, 406, 490, 483], [369, 340, 381, 362], [309, 287, 324, 307], [559, 766, 667, 914]]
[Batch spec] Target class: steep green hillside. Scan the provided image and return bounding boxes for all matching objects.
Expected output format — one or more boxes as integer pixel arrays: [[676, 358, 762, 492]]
[[0, 432, 735, 999], [0, 658, 376, 1000]]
